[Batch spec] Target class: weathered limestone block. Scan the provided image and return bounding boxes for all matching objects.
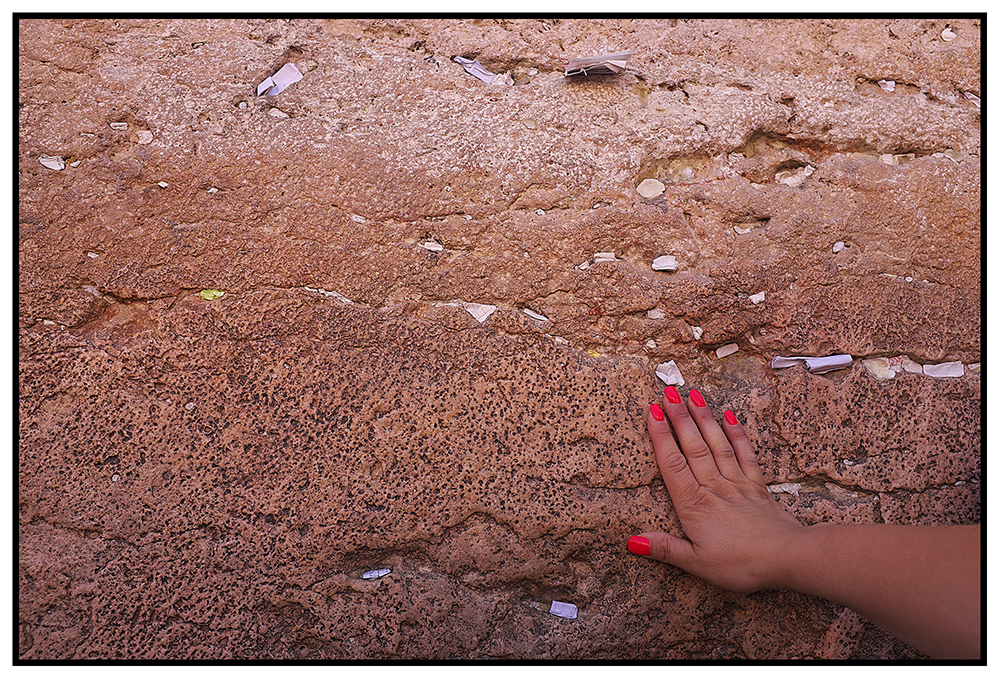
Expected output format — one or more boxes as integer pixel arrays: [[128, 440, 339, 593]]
[[19, 18, 979, 659]]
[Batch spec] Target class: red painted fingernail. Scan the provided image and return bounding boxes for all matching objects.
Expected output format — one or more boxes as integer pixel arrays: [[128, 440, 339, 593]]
[[664, 386, 682, 404], [689, 388, 706, 408], [628, 536, 651, 556], [725, 410, 738, 425], [650, 404, 665, 421]]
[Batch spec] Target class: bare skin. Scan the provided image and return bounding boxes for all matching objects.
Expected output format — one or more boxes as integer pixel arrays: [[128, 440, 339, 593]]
[[631, 386, 980, 660]]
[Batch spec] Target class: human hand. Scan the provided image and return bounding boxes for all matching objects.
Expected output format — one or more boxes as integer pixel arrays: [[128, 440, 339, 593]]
[[628, 386, 805, 593]]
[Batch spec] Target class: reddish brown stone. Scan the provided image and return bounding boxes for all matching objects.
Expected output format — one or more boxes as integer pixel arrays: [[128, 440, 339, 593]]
[[19, 18, 979, 659]]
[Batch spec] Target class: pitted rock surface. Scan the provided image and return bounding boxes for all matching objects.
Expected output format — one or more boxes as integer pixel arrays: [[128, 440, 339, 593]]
[[20, 18, 979, 659]]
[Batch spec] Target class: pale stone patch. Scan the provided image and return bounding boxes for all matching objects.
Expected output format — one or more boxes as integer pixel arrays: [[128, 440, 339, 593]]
[[768, 483, 801, 497]]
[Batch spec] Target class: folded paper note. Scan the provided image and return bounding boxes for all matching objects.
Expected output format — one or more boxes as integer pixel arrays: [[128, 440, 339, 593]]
[[436, 300, 497, 323], [922, 361, 964, 378], [361, 568, 391, 580], [652, 255, 678, 271], [565, 52, 631, 76], [257, 63, 303, 96], [453, 56, 497, 84], [38, 155, 65, 170], [548, 601, 578, 619], [771, 354, 852, 374], [716, 343, 740, 359]]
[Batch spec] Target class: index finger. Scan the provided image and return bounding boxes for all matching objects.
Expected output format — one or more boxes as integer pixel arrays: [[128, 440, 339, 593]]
[[647, 403, 700, 504]]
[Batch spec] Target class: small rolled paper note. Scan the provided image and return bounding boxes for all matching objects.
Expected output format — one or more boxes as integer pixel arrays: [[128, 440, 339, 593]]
[[770, 354, 853, 374]]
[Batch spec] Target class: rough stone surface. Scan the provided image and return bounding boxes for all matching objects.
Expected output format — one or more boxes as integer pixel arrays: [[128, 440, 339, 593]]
[[19, 18, 980, 659]]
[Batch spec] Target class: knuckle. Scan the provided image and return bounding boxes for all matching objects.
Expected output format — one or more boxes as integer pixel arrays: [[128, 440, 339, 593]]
[[662, 451, 689, 473], [651, 541, 672, 564], [729, 428, 752, 447], [685, 442, 713, 460], [669, 405, 695, 426], [714, 443, 737, 458]]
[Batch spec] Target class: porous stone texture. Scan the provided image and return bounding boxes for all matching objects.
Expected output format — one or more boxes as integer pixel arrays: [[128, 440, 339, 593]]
[[19, 18, 980, 659]]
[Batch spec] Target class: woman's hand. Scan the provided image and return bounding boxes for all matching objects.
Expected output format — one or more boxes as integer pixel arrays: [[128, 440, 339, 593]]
[[629, 385, 805, 593], [631, 385, 981, 658]]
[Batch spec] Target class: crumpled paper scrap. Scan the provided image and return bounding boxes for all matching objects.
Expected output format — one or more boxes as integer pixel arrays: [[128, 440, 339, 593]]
[[654, 360, 684, 386]]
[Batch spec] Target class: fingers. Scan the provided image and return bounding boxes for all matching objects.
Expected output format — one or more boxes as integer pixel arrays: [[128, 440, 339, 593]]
[[647, 403, 700, 505], [649, 386, 766, 495], [628, 532, 695, 572], [660, 386, 724, 485], [682, 389, 746, 482], [722, 410, 766, 487]]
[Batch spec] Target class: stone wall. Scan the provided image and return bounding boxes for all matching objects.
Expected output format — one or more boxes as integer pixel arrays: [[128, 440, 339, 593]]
[[19, 18, 980, 659]]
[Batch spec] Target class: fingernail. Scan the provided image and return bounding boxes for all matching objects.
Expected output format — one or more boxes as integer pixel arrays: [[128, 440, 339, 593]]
[[664, 386, 682, 404], [725, 409, 738, 425], [689, 388, 706, 408], [650, 404, 665, 421], [628, 536, 651, 556]]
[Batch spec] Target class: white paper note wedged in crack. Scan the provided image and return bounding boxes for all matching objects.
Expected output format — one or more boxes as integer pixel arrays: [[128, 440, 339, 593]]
[[922, 361, 964, 378], [436, 300, 497, 323], [770, 354, 853, 374], [651, 255, 678, 272], [257, 63, 303, 96], [654, 360, 684, 386], [453, 56, 497, 84], [565, 52, 631, 76], [548, 601, 578, 619], [361, 568, 391, 580], [38, 155, 65, 170]]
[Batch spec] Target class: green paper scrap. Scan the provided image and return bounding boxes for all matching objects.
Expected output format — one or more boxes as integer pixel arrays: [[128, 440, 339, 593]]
[[199, 289, 225, 300]]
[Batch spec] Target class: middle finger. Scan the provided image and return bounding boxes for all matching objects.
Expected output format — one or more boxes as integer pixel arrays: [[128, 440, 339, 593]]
[[662, 385, 720, 485], [684, 388, 746, 481]]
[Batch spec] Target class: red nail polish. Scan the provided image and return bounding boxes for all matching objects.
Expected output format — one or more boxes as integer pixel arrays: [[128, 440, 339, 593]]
[[664, 386, 682, 404], [650, 404, 665, 421], [689, 389, 706, 408], [725, 410, 738, 425], [628, 536, 651, 556]]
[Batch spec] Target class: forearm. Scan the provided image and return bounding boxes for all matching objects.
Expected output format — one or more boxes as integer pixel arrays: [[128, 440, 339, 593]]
[[774, 523, 980, 659]]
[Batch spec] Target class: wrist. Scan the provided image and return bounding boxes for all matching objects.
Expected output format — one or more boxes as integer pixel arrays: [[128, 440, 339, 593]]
[[763, 522, 814, 591]]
